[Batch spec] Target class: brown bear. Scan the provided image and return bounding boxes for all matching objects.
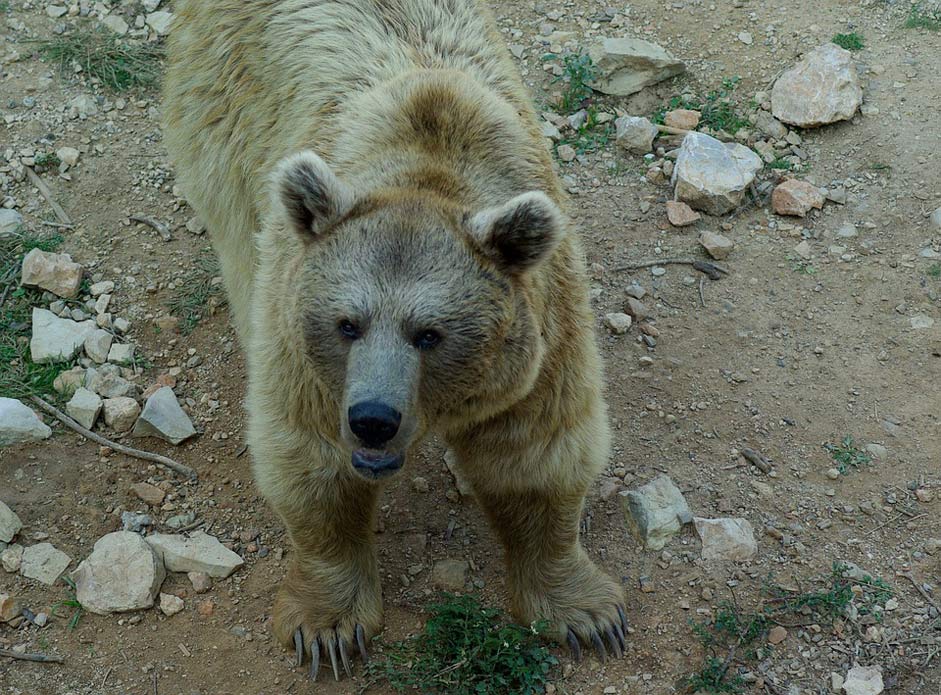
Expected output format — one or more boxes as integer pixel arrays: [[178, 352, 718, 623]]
[[163, 0, 625, 680]]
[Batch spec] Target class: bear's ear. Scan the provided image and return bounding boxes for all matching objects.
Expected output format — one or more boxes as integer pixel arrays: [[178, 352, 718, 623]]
[[468, 192, 564, 273], [272, 151, 355, 240]]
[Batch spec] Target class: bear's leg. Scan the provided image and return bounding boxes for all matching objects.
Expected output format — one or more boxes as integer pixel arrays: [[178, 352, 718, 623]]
[[453, 454, 627, 660], [268, 469, 383, 680]]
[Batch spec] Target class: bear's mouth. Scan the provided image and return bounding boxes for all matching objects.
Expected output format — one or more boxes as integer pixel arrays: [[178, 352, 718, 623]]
[[351, 449, 405, 480]]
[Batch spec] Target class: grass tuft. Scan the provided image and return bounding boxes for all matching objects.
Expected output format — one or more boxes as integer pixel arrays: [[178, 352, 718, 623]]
[[362, 594, 558, 695], [53, 577, 85, 630], [35, 26, 163, 91], [832, 32, 864, 50], [166, 252, 227, 335], [824, 435, 872, 474], [653, 77, 749, 134], [552, 53, 597, 113], [905, 4, 941, 30]]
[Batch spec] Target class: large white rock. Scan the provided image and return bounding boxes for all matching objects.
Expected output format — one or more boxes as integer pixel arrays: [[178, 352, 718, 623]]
[[0, 501, 23, 543], [145, 532, 243, 578], [694, 517, 758, 561], [72, 532, 166, 614], [0, 397, 52, 446], [21, 543, 71, 585], [132, 387, 196, 445], [620, 475, 692, 550], [20, 249, 83, 298], [588, 37, 685, 96], [771, 43, 862, 127], [83, 329, 113, 364], [672, 132, 762, 215], [0, 209, 24, 237], [30, 309, 96, 364], [85, 365, 138, 399], [615, 115, 658, 154], [843, 665, 884, 695], [145, 11, 174, 35], [66, 388, 102, 430], [102, 397, 140, 433]]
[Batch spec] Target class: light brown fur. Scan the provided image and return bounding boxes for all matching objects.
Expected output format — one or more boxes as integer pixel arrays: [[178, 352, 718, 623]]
[[164, 0, 622, 671]]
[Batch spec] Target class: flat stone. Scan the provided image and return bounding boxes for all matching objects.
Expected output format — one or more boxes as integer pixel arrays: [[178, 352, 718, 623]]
[[794, 240, 813, 260], [614, 115, 658, 154], [101, 13, 129, 35], [72, 532, 166, 614], [772, 179, 826, 217], [131, 387, 196, 445], [0, 501, 23, 543], [57, 147, 80, 167], [65, 388, 102, 430], [131, 482, 166, 506], [102, 397, 140, 433], [145, 11, 174, 35], [1, 544, 24, 573], [842, 665, 884, 695], [666, 201, 701, 227], [664, 109, 700, 130], [694, 517, 757, 561], [0, 397, 52, 447], [772, 43, 862, 127], [768, 626, 787, 644], [588, 37, 685, 96], [188, 571, 212, 594], [69, 94, 98, 118], [21, 543, 71, 586], [625, 297, 649, 321], [83, 329, 113, 364], [753, 111, 788, 140], [931, 208, 941, 230], [159, 593, 184, 616], [0, 209, 24, 237], [89, 280, 114, 297], [121, 512, 153, 533], [699, 231, 734, 260], [107, 342, 135, 366], [672, 132, 762, 215], [604, 313, 632, 335], [866, 443, 887, 460], [85, 366, 138, 399], [0, 593, 22, 623], [911, 315, 935, 330], [620, 475, 692, 550], [145, 532, 243, 578], [432, 559, 469, 591], [20, 249, 83, 298], [30, 308, 96, 364]]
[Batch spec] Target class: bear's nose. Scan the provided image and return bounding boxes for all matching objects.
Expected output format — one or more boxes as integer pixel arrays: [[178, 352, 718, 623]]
[[348, 402, 401, 449]]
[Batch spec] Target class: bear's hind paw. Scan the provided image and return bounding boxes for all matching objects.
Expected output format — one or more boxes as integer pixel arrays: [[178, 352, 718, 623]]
[[292, 623, 369, 681]]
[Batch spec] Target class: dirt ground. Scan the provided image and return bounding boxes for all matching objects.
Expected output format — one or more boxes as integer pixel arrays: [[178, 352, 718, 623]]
[[2, 0, 940, 694]]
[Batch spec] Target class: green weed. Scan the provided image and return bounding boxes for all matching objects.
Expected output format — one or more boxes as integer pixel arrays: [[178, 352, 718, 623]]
[[825, 435, 872, 474], [766, 158, 793, 171], [166, 252, 226, 335], [33, 152, 61, 169], [905, 4, 941, 30], [557, 107, 614, 157], [53, 577, 85, 631], [926, 263, 941, 279], [787, 256, 817, 275], [552, 53, 597, 113], [35, 26, 163, 91], [361, 594, 557, 695], [832, 33, 864, 50], [653, 77, 749, 134]]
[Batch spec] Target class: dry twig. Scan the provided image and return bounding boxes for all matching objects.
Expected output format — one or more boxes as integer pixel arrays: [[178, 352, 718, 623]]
[[25, 167, 72, 226], [0, 649, 64, 664], [30, 396, 197, 480], [615, 258, 729, 279], [130, 215, 172, 242]]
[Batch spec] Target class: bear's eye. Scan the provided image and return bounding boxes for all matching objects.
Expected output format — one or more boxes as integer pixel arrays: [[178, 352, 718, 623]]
[[413, 329, 442, 351], [338, 319, 361, 340]]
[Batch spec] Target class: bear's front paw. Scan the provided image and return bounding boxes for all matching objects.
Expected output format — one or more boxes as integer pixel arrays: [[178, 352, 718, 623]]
[[273, 564, 382, 681], [515, 564, 628, 663]]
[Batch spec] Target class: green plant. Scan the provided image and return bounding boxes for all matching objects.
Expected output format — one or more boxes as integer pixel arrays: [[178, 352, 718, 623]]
[[787, 255, 817, 275], [653, 77, 749, 134], [905, 4, 941, 30], [766, 157, 793, 171], [552, 53, 597, 113], [825, 436, 872, 474], [927, 263, 941, 279], [35, 26, 163, 91], [166, 252, 227, 334], [832, 32, 864, 50], [33, 152, 61, 169], [557, 107, 614, 157], [361, 594, 557, 695], [53, 577, 84, 630]]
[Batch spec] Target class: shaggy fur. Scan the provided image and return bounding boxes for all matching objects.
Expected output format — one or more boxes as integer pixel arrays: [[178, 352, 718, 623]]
[[164, 0, 622, 666]]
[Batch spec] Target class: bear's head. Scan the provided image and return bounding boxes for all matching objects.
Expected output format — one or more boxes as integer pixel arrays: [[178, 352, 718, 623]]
[[272, 151, 564, 481]]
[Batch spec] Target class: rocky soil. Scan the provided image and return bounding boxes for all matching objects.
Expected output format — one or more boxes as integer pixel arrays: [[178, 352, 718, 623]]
[[1, 1, 940, 694]]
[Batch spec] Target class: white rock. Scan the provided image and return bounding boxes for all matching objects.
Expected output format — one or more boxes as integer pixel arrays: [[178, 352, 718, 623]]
[[107, 342, 135, 365], [72, 532, 166, 614], [910, 315, 935, 330], [131, 387, 196, 445], [89, 281, 114, 297], [588, 37, 685, 96], [842, 665, 884, 695], [620, 475, 692, 550], [614, 115, 658, 154], [102, 397, 140, 433], [0, 501, 23, 543], [95, 293, 112, 315], [53, 366, 85, 395], [146, 11, 175, 35], [66, 388, 103, 430], [30, 309, 96, 364], [145, 532, 243, 578], [694, 517, 758, 561], [931, 208, 941, 230], [69, 94, 99, 118], [20, 249, 83, 298], [86, 366, 138, 399], [21, 543, 71, 586], [113, 317, 131, 334], [84, 329, 113, 364], [794, 240, 813, 260], [0, 209, 24, 237], [143, 0, 162, 10], [101, 14, 129, 35], [672, 132, 762, 215], [46, 5, 67, 18], [159, 593, 184, 616], [604, 313, 633, 335], [1, 544, 24, 573], [0, 398, 52, 446], [56, 147, 80, 167], [699, 231, 734, 260], [772, 43, 862, 127]]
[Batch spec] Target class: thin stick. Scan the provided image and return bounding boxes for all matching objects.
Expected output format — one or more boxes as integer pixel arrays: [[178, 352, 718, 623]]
[[0, 648, 64, 664], [698, 276, 706, 307], [130, 215, 173, 242], [614, 258, 730, 276], [25, 167, 72, 226], [902, 573, 941, 614], [655, 124, 735, 142], [40, 220, 75, 229], [741, 448, 773, 474], [30, 396, 197, 480]]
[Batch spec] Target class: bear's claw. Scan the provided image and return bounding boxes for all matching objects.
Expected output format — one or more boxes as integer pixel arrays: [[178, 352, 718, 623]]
[[294, 626, 368, 681], [565, 604, 629, 663]]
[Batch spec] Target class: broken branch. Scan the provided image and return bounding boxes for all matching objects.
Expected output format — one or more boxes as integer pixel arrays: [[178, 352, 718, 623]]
[[25, 166, 72, 226], [0, 648, 64, 664], [130, 215, 173, 242]]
